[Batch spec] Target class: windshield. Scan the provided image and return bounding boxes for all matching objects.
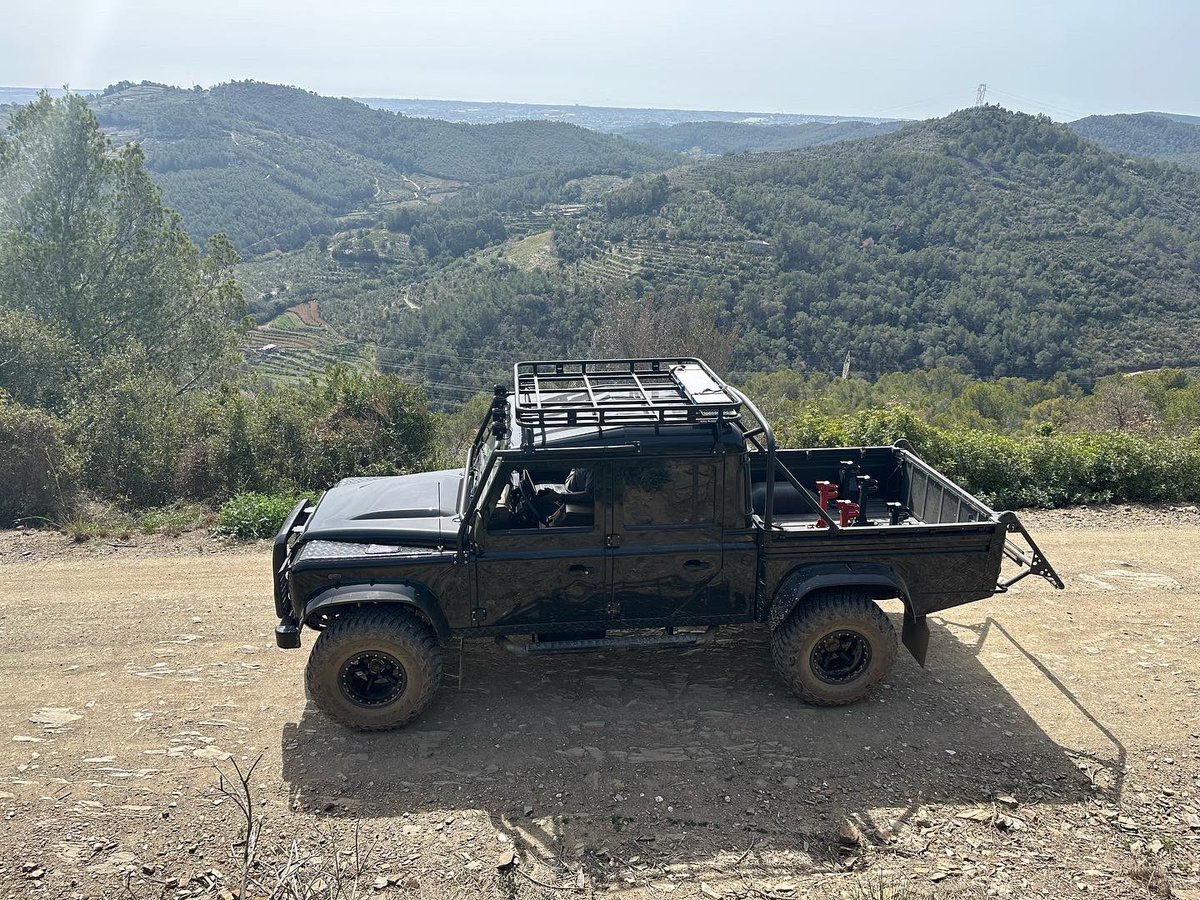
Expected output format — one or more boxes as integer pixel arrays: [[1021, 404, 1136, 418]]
[[462, 419, 498, 511]]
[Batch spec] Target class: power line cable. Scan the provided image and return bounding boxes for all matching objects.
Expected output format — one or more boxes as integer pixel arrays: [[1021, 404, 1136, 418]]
[[374, 364, 489, 394], [377, 346, 512, 365], [986, 88, 1089, 121]]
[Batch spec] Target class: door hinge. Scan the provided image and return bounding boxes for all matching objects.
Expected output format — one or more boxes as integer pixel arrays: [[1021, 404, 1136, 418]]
[[606, 601, 622, 617], [606, 534, 622, 548], [471, 607, 487, 625]]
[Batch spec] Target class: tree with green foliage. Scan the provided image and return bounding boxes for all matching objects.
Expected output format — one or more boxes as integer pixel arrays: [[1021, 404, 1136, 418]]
[[590, 286, 740, 374], [0, 91, 246, 398]]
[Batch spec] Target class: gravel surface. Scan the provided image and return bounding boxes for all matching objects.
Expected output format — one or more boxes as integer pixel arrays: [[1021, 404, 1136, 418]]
[[0, 520, 1198, 898], [0, 527, 267, 565], [1014, 502, 1200, 531]]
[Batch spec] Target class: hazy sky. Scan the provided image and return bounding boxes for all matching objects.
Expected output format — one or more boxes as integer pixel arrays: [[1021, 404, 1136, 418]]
[[1, 0, 1196, 120]]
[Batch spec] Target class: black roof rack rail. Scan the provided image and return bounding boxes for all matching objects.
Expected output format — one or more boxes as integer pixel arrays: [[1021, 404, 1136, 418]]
[[512, 358, 742, 428]]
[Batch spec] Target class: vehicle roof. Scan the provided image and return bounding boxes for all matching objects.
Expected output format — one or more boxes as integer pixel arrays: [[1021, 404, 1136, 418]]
[[499, 357, 748, 456], [506, 419, 746, 454]]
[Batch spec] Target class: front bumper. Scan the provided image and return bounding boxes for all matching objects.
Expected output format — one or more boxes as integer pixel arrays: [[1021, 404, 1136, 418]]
[[275, 619, 301, 648], [272, 497, 313, 647]]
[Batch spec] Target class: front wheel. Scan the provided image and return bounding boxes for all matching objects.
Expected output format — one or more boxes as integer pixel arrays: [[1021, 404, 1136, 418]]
[[305, 608, 442, 731], [770, 588, 897, 706]]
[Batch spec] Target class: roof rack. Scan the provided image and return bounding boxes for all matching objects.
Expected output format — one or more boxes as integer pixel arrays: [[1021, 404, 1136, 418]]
[[512, 358, 742, 429]]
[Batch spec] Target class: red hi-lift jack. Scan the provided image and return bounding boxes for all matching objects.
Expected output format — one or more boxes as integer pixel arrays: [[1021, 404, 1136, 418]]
[[814, 480, 839, 528], [836, 499, 861, 528]]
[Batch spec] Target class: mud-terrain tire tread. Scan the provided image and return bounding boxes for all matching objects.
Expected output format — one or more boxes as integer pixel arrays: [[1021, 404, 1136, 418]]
[[770, 587, 897, 707], [305, 607, 442, 731]]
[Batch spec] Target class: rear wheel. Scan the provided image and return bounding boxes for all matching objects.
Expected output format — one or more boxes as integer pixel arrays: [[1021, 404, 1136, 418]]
[[770, 588, 897, 706], [305, 608, 442, 731]]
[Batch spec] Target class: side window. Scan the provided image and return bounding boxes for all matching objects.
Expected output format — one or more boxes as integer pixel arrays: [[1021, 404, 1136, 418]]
[[486, 463, 596, 531], [619, 460, 716, 528]]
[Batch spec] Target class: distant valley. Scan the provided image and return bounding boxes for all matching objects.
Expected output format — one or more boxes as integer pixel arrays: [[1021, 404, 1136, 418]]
[[5, 81, 1200, 396], [357, 95, 895, 129]]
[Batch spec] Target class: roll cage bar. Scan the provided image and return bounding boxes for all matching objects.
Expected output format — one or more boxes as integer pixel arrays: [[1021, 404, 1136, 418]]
[[456, 357, 1060, 590], [461, 357, 840, 531]]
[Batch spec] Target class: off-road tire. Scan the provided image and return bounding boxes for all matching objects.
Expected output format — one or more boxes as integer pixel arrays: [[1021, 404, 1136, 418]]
[[770, 588, 897, 706], [305, 608, 442, 731]]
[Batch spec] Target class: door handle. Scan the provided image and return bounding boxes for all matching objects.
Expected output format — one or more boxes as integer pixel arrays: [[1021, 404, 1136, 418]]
[[568, 564, 593, 576], [683, 559, 712, 570]]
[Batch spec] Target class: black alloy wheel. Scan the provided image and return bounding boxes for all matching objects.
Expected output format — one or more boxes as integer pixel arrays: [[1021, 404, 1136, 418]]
[[770, 587, 897, 706], [809, 629, 872, 685], [339, 650, 408, 707]]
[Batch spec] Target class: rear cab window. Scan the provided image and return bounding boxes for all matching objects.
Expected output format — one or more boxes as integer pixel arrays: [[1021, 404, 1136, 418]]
[[616, 459, 717, 529]]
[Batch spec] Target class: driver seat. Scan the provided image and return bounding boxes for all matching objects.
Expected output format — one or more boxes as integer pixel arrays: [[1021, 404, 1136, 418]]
[[521, 470, 560, 523]]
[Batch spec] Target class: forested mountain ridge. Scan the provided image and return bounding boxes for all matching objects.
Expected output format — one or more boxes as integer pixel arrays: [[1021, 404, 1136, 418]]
[[87, 81, 677, 251], [8, 94, 1200, 527], [618, 119, 904, 156], [1068, 112, 1200, 170], [372, 106, 1200, 390]]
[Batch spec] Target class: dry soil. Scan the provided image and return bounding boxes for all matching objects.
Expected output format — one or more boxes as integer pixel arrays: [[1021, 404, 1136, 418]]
[[0, 511, 1198, 899]]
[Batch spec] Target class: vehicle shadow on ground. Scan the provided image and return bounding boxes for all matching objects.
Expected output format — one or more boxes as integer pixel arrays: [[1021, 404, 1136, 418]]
[[280, 615, 1120, 875]]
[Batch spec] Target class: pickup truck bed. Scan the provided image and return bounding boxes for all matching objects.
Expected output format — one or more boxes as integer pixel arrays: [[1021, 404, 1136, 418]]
[[749, 442, 1060, 620], [752, 445, 988, 527]]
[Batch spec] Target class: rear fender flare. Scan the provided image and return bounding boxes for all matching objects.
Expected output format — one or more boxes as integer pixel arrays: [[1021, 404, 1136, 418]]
[[768, 563, 930, 666], [303, 583, 451, 641], [768, 563, 910, 630]]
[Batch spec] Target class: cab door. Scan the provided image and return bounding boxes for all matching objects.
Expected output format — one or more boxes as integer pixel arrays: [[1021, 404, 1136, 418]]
[[609, 457, 741, 623], [473, 460, 610, 628]]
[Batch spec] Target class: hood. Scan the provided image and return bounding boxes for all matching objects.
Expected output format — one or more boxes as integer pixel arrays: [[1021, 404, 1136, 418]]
[[300, 469, 463, 546]]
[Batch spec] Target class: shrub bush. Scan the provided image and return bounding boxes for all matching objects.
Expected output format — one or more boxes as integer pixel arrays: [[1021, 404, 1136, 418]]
[[138, 501, 210, 535], [216, 492, 302, 540], [776, 403, 1200, 509], [177, 368, 435, 500], [0, 393, 80, 525], [244, 368, 434, 490], [66, 348, 184, 507]]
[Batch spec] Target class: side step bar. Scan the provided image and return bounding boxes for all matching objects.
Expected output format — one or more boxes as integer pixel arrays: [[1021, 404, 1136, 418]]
[[497, 627, 718, 655]]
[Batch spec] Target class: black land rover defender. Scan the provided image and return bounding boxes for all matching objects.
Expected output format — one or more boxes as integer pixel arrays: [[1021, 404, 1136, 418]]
[[273, 358, 1062, 730]]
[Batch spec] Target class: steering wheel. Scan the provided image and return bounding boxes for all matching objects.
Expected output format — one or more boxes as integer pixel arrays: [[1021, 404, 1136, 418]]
[[517, 470, 550, 525]]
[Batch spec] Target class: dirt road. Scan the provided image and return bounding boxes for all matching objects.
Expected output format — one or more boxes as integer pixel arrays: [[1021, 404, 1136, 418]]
[[1, 517, 1198, 899]]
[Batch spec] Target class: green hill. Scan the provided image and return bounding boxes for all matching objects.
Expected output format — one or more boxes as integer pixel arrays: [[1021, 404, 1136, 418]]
[[1152, 112, 1200, 126], [1068, 112, 1200, 170], [377, 106, 1200, 386], [88, 81, 677, 252], [619, 119, 903, 156]]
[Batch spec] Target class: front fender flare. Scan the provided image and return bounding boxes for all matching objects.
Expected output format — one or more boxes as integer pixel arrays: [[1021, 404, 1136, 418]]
[[303, 583, 451, 640]]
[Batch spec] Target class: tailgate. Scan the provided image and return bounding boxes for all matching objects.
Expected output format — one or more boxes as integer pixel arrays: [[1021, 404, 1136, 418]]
[[895, 440, 1063, 591]]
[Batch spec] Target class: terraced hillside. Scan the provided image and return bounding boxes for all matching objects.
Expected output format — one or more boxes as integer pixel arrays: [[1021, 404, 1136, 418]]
[[86, 81, 677, 252], [245, 302, 373, 381]]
